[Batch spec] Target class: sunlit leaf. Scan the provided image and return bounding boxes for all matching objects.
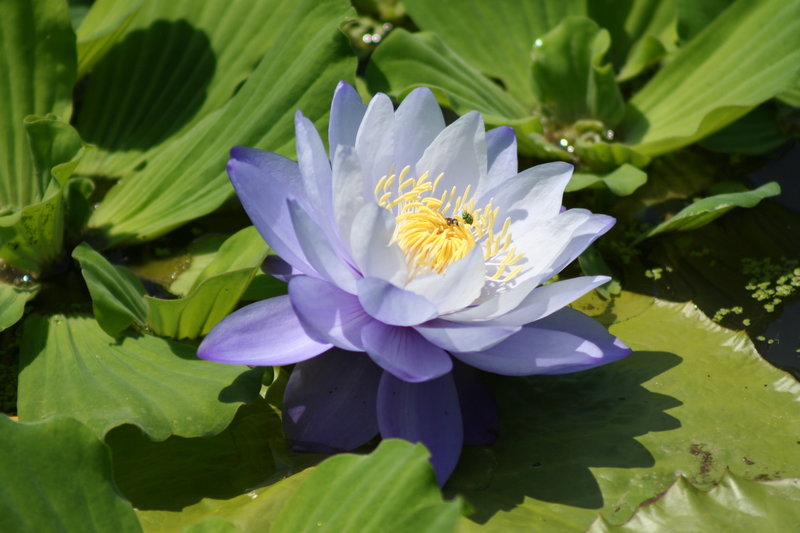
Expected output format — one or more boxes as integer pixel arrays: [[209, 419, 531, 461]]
[[17, 314, 262, 440], [0, 0, 76, 208], [73, 242, 148, 337], [622, 0, 800, 155], [641, 182, 781, 240], [75, 0, 144, 78], [676, 0, 734, 43], [88, 0, 357, 246], [0, 416, 141, 533], [567, 164, 648, 196], [588, 472, 800, 532], [451, 291, 800, 531]]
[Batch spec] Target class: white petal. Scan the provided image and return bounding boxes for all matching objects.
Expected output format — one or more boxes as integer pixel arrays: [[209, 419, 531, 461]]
[[393, 87, 445, 172], [349, 202, 407, 284], [356, 93, 395, 192], [404, 246, 485, 314]]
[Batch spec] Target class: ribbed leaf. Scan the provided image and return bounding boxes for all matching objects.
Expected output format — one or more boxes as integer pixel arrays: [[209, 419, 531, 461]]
[[641, 182, 781, 240], [403, 0, 586, 108], [622, 0, 800, 155], [145, 226, 269, 340], [0, 0, 76, 208], [72, 242, 149, 337], [17, 314, 262, 440], [0, 282, 37, 332], [0, 416, 141, 533], [272, 440, 461, 533], [588, 472, 800, 532], [0, 117, 85, 273], [75, 0, 144, 78], [74, 0, 298, 178], [700, 105, 790, 155], [567, 164, 647, 196], [88, 0, 356, 246]]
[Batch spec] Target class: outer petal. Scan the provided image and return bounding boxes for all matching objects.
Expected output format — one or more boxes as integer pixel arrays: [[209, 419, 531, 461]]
[[357, 277, 438, 326], [289, 276, 374, 351], [197, 295, 331, 365], [227, 147, 314, 275], [393, 87, 445, 172], [476, 126, 517, 198], [295, 111, 333, 218], [377, 371, 463, 485], [415, 112, 487, 197], [361, 321, 452, 383], [284, 348, 381, 452], [328, 81, 366, 161], [415, 320, 520, 353], [452, 362, 498, 446], [447, 275, 610, 325], [452, 308, 631, 375], [288, 199, 359, 293]]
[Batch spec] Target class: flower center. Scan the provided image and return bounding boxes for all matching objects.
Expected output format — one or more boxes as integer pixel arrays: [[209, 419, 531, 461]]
[[374, 166, 524, 281]]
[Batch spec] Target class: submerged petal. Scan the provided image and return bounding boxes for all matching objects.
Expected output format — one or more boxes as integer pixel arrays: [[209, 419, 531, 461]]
[[197, 295, 331, 366], [452, 362, 498, 446], [377, 371, 463, 485], [452, 308, 631, 375], [361, 321, 452, 383], [289, 275, 374, 351], [284, 348, 381, 452]]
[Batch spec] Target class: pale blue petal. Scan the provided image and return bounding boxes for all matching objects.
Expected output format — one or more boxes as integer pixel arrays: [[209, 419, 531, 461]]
[[289, 275, 374, 351], [331, 145, 368, 252], [452, 308, 631, 375], [197, 295, 331, 366], [328, 81, 366, 161], [227, 147, 316, 276], [349, 203, 408, 285], [393, 87, 445, 171], [288, 199, 360, 293], [404, 247, 485, 315], [356, 93, 395, 191], [357, 277, 438, 326], [476, 126, 517, 198], [295, 110, 333, 217], [415, 319, 520, 352], [362, 321, 452, 383]]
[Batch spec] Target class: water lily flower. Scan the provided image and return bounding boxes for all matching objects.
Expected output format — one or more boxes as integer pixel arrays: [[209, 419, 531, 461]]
[[198, 81, 630, 484]]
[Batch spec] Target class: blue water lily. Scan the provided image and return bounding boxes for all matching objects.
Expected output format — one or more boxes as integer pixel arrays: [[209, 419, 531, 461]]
[[198, 81, 630, 483]]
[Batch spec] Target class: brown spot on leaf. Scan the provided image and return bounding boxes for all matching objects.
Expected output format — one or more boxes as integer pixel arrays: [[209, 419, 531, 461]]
[[690, 443, 713, 475]]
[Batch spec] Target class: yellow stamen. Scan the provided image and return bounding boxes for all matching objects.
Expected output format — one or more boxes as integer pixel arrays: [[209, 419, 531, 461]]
[[376, 166, 525, 281]]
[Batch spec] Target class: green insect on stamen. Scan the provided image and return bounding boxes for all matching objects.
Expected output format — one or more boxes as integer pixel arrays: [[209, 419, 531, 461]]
[[461, 212, 474, 225]]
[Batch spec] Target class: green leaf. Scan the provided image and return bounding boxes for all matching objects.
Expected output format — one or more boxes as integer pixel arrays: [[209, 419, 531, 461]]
[[0, 0, 76, 208], [87, 0, 357, 246], [74, 0, 299, 178], [0, 282, 38, 332], [588, 472, 800, 532], [615, 35, 667, 82], [531, 17, 625, 127], [75, 0, 144, 78], [450, 291, 800, 531], [0, 416, 141, 533], [676, 0, 734, 43], [17, 314, 262, 440], [700, 105, 790, 155], [641, 182, 781, 240], [272, 439, 461, 533], [106, 402, 279, 512], [146, 227, 269, 340], [622, 0, 800, 155], [0, 117, 85, 273], [777, 80, 800, 107], [403, 0, 587, 108], [169, 235, 229, 297], [567, 164, 648, 196], [181, 518, 240, 533], [72, 242, 149, 337]]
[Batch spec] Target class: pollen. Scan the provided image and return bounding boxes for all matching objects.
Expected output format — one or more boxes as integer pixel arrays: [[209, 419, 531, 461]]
[[375, 166, 524, 281]]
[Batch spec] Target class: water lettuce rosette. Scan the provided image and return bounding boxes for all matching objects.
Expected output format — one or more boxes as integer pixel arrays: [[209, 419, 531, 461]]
[[198, 81, 631, 483]]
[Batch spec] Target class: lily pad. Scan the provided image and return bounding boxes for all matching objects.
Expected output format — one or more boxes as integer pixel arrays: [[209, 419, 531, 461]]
[[449, 291, 800, 531], [588, 471, 800, 532], [17, 314, 262, 440], [0, 415, 141, 533]]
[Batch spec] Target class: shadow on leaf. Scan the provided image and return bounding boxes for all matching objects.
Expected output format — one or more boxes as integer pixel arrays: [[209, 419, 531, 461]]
[[448, 350, 682, 523]]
